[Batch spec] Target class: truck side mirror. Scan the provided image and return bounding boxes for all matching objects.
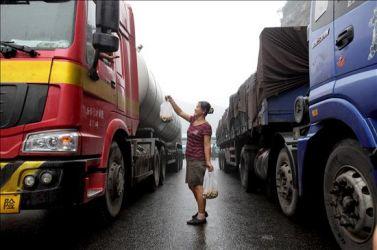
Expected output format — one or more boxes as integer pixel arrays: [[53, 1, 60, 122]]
[[89, 0, 119, 80], [93, 0, 119, 53]]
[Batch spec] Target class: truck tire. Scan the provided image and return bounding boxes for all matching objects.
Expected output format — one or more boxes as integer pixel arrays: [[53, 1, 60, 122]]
[[174, 163, 179, 173], [219, 153, 224, 171], [178, 152, 183, 171], [180, 153, 183, 170], [266, 147, 279, 202], [221, 152, 227, 171], [324, 139, 376, 249], [275, 147, 299, 217], [239, 147, 257, 193], [224, 156, 232, 174], [159, 147, 166, 185], [149, 146, 161, 191], [172, 152, 180, 173], [96, 142, 125, 223]]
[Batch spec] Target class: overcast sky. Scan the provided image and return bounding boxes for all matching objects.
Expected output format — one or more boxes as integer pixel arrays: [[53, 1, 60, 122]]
[[130, 1, 286, 109]]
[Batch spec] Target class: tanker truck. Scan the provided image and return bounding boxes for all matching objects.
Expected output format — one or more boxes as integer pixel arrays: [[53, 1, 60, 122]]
[[137, 54, 183, 174], [217, 1, 377, 248], [0, 0, 182, 221]]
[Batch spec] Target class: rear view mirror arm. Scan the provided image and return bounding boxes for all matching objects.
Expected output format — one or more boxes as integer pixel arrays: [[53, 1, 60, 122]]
[[89, 50, 100, 81]]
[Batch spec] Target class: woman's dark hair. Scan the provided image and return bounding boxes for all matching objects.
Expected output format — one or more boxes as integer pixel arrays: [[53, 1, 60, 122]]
[[199, 101, 214, 115]]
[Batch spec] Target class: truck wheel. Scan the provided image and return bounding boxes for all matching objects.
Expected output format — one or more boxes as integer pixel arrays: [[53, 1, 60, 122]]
[[266, 148, 279, 202], [224, 156, 232, 174], [159, 147, 166, 185], [172, 153, 180, 173], [149, 146, 161, 191], [177, 152, 182, 171], [180, 154, 183, 170], [219, 153, 224, 170], [239, 147, 257, 193], [324, 139, 376, 249], [96, 142, 125, 222], [221, 153, 226, 171], [275, 147, 299, 217]]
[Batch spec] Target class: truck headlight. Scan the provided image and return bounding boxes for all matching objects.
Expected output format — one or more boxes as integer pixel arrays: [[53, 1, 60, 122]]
[[23, 130, 79, 152]]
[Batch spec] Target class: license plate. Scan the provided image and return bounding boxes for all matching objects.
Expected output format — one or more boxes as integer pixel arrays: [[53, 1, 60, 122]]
[[0, 194, 20, 214]]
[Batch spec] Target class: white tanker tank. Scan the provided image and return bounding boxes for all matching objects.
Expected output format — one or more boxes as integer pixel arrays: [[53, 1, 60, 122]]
[[137, 52, 182, 145]]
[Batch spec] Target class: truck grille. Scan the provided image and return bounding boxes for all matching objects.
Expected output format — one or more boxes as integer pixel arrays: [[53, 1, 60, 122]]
[[0, 84, 48, 129]]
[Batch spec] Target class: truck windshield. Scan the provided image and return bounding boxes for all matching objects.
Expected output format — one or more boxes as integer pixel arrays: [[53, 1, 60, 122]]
[[0, 1, 76, 50]]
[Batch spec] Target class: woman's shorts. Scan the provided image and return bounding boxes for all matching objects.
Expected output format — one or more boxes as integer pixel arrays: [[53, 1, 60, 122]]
[[186, 158, 206, 188]]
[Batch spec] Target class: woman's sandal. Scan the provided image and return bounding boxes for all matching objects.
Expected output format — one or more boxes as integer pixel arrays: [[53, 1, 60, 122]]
[[192, 211, 208, 219], [187, 217, 207, 225]]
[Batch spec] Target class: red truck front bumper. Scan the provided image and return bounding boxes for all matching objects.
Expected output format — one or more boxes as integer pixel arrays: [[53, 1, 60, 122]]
[[0, 158, 104, 213]]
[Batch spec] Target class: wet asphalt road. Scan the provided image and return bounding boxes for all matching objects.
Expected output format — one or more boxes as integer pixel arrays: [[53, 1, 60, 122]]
[[0, 159, 338, 250]]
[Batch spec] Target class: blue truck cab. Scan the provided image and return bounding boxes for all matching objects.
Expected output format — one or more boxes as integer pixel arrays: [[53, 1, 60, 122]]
[[215, 1, 376, 248], [298, 0, 377, 248]]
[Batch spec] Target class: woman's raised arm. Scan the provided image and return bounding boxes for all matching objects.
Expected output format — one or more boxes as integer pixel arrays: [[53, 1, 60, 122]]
[[166, 95, 191, 122]]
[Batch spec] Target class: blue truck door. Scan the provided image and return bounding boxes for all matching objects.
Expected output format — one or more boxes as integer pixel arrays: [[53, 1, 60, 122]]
[[334, 1, 377, 77], [333, 0, 377, 118], [309, 1, 335, 102]]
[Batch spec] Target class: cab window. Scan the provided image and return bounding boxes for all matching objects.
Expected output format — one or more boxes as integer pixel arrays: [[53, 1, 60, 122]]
[[314, 1, 328, 21], [311, 1, 334, 31], [115, 36, 123, 77], [86, 0, 96, 65], [334, 0, 366, 19], [86, 1, 115, 67]]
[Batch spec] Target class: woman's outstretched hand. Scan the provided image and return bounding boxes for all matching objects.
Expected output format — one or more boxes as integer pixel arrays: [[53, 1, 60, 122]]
[[164, 95, 191, 122], [165, 95, 173, 102], [206, 161, 214, 172]]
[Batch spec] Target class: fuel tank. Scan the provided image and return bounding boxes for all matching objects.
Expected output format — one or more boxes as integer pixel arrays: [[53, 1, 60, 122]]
[[137, 52, 182, 144]]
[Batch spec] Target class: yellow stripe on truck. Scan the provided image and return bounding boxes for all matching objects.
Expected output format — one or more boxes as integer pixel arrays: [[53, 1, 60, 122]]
[[0, 161, 45, 194], [0, 60, 52, 83], [50, 60, 83, 85], [0, 60, 139, 115]]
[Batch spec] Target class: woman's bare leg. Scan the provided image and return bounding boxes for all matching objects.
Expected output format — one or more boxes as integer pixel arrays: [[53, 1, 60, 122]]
[[194, 185, 206, 214], [190, 186, 198, 201]]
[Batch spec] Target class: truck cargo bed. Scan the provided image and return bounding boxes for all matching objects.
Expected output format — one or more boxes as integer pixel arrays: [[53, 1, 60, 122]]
[[259, 84, 308, 125]]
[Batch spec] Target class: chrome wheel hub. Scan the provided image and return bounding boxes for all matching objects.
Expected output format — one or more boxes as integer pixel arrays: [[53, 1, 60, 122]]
[[329, 167, 375, 243], [276, 162, 293, 203], [108, 162, 124, 200]]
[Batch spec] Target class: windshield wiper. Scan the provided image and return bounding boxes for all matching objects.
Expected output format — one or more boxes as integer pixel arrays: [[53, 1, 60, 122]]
[[0, 41, 39, 57], [0, 0, 69, 4], [0, 44, 17, 58], [0, 0, 30, 4]]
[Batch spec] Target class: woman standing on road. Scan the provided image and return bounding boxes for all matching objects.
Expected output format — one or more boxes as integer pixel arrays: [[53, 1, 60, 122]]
[[166, 96, 214, 225]]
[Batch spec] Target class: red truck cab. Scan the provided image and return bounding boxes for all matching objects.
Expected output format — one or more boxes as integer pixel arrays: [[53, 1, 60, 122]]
[[1, 0, 137, 219]]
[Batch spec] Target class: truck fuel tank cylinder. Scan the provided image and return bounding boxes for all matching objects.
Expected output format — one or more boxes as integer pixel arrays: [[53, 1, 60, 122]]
[[136, 53, 182, 144]]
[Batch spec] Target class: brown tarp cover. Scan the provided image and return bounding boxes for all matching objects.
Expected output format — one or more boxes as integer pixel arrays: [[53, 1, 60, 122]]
[[218, 26, 308, 143], [216, 119, 222, 139], [234, 77, 250, 134], [218, 109, 229, 142], [227, 94, 237, 128], [256, 26, 308, 106], [247, 74, 257, 128], [221, 109, 228, 131], [237, 81, 248, 114]]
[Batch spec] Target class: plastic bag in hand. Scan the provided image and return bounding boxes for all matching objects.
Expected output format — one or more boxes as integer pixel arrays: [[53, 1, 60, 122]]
[[160, 101, 173, 122], [202, 170, 218, 199]]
